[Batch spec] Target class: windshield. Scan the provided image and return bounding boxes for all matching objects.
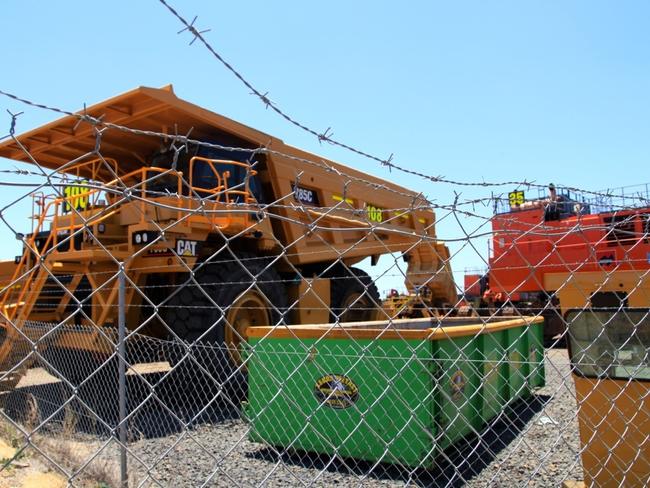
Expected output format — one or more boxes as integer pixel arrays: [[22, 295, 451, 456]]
[[147, 144, 264, 203], [194, 147, 263, 203]]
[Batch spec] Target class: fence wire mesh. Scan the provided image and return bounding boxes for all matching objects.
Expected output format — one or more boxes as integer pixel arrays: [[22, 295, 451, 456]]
[[0, 87, 647, 488]]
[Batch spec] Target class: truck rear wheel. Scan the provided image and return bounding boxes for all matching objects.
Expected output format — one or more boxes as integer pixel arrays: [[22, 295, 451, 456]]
[[162, 254, 286, 401], [329, 266, 380, 322]]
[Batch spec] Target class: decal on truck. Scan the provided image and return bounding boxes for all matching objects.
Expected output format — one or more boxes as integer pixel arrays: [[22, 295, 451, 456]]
[[366, 204, 385, 223], [508, 190, 525, 208], [63, 180, 90, 213], [292, 183, 320, 206], [176, 239, 199, 257], [332, 194, 354, 205]]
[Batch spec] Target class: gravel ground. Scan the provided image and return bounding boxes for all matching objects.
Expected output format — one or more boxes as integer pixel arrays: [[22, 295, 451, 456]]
[[464, 348, 583, 487], [124, 348, 583, 487], [4, 349, 583, 487]]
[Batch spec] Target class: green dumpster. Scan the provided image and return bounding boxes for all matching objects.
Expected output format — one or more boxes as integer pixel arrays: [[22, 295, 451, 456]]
[[478, 330, 509, 425], [246, 316, 544, 468]]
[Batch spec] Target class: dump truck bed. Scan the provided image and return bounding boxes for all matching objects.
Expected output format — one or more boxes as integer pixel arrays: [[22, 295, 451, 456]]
[[0, 85, 455, 300]]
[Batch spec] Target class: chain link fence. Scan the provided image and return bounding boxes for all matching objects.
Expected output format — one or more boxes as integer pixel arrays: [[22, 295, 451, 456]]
[[0, 83, 648, 488]]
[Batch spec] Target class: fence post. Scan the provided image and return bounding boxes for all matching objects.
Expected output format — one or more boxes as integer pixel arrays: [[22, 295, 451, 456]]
[[118, 264, 128, 487]]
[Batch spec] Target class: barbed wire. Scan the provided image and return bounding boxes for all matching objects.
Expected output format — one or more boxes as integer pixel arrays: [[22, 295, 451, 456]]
[[0, 67, 649, 488], [155, 1, 540, 190], [154, 0, 650, 217], [3, 85, 649, 213]]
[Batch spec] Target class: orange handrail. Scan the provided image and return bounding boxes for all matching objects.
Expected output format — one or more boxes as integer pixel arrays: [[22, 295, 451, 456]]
[[0, 166, 183, 318], [0, 160, 256, 319], [188, 157, 257, 204], [61, 157, 119, 184]]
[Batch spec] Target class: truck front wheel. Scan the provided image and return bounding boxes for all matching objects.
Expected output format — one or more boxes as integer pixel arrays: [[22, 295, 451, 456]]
[[161, 254, 286, 401]]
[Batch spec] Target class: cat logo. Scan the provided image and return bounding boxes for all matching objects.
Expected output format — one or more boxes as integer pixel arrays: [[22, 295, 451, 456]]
[[176, 239, 198, 257], [314, 374, 359, 409]]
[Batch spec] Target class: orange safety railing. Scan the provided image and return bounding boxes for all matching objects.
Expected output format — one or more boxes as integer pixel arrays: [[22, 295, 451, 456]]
[[188, 157, 257, 204], [0, 164, 183, 321], [61, 157, 119, 184], [0, 158, 254, 320]]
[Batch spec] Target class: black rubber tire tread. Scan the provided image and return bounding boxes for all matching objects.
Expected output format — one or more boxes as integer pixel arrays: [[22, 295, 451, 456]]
[[163, 252, 286, 345], [161, 253, 287, 403], [328, 265, 380, 322]]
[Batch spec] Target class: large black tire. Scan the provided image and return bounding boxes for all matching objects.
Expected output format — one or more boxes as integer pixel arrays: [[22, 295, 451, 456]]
[[161, 253, 286, 404], [329, 266, 380, 322]]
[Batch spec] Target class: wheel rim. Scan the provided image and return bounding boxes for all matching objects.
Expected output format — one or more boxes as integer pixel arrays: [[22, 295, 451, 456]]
[[225, 291, 271, 367]]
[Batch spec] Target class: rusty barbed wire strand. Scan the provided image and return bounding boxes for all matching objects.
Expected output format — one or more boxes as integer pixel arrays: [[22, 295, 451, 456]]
[[1, 80, 649, 488], [3, 85, 649, 211]]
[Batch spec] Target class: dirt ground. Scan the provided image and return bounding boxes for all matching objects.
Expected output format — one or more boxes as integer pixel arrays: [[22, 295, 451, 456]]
[[0, 438, 66, 488], [0, 423, 122, 488], [0, 361, 170, 488]]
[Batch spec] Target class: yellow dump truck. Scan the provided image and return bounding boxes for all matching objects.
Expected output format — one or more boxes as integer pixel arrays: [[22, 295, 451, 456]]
[[0, 85, 456, 390]]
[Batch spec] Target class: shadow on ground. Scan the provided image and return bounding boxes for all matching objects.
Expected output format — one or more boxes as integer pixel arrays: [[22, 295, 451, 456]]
[[3, 370, 242, 440], [248, 394, 550, 487], [3, 368, 549, 487]]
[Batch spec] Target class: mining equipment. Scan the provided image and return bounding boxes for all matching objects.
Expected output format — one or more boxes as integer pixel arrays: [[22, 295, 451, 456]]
[[0, 85, 457, 396], [466, 183, 650, 341]]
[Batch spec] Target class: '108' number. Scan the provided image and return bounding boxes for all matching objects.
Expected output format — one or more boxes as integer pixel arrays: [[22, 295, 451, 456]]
[[366, 205, 384, 223]]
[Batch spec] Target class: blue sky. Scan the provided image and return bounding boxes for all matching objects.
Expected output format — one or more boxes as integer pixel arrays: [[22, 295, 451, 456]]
[[1, 1, 649, 291]]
